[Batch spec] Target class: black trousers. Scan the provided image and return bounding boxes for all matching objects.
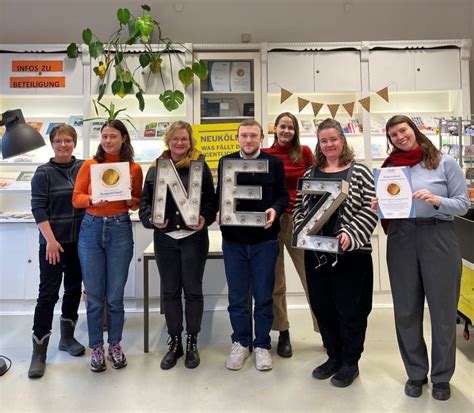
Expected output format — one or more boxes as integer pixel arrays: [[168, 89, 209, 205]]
[[305, 250, 373, 365], [154, 229, 209, 336], [33, 242, 83, 338]]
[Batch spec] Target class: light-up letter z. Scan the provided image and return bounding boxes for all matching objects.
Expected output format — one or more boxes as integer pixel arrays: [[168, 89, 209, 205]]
[[152, 159, 203, 226], [292, 178, 349, 253], [220, 158, 269, 227]]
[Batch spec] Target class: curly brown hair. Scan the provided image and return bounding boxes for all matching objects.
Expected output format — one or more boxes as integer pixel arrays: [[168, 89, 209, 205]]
[[385, 115, 441, 170], [314, 118, 354, 168], [94, 119, 135, 163]]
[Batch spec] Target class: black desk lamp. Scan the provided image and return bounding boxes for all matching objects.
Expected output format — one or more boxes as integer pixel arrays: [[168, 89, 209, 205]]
[[0, 109, 45, 376], [1, 109, 45, 159]]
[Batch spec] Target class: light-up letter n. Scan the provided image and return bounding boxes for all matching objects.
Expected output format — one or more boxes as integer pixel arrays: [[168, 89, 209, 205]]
[[292, 178, 349, 253], [152, 159, 203, 226], [220, 158, 269, 227]]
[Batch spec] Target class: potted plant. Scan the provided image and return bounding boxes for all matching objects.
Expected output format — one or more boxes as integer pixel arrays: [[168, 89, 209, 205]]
[[67, 4, 208, 114]]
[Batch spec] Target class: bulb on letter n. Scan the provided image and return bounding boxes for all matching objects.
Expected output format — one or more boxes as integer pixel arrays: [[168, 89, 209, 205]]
[[152, 159, 203, 227], [219, 158, 268, 227], [292, 178, 349, 254]]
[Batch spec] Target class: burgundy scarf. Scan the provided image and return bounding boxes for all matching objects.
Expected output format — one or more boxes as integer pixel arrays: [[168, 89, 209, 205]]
[[380, 146, 423, 233]]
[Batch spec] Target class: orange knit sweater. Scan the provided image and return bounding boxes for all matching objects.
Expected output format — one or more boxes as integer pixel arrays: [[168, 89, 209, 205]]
[[72, 153, 143, 216]]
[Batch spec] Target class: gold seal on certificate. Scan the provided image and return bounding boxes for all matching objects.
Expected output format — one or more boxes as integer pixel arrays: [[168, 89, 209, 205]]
[[374, 166, 416, 219], [91, 162, 131, 202]]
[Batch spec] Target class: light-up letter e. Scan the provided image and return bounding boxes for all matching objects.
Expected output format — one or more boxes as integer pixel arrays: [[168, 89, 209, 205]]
[[220, 158, 269, 227], [292, 178, 349, 253], [152, 159, 203, 226]]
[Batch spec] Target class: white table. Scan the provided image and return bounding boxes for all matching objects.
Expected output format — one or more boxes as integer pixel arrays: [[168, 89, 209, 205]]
[[142, 231, 223, 353]]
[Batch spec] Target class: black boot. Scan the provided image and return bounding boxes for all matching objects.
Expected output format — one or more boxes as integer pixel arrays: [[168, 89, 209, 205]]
[[160, 335, 183, 370], [185, 334, 200, 369], [277, 330, 293, 358], [58, 317, 85, 356], [28, 334, 50, 379]]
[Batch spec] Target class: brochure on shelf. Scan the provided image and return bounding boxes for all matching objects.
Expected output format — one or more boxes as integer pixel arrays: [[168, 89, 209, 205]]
[[230, 61, 251, 92], [374, 166, 415, 219], [144, 122, 157, 138], [90, 162, 131, 202], [67, 115, 83, 128], [157, 122, 170, 137], [209, 61, 231, 92]]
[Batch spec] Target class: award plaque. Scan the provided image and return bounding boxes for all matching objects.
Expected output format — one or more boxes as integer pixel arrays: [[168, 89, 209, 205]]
[[90, 162, 131, 202]]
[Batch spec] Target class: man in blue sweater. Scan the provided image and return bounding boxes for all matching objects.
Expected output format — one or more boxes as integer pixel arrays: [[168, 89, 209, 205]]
[[217, 119, 288, 371]]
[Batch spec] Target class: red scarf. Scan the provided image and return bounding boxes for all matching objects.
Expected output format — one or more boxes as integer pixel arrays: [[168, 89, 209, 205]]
[[380, 146, 423, 234], [381, 146, 423, 168]]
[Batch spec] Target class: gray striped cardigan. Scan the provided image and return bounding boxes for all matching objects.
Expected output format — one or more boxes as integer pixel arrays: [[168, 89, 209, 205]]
[[292, 162, 378, 253]]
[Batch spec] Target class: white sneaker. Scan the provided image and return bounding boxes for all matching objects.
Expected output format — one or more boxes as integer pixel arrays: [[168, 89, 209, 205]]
[[255, 347, 273, 371], [225, 342, 249, 370]]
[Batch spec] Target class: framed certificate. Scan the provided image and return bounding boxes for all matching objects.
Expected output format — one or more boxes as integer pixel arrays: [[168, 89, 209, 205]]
[[374, 166, 416, 219], [91, 162, 131, 202]]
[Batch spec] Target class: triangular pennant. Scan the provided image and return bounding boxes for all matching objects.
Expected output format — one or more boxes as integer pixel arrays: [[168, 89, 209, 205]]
[[376, 86, 389, 103], [327, 104, 340, 119], [342, 102, 355, 117], [311, 102, 324, 117], [358, 96, 371, 112], [280, 88, 293, 104], [297, 97, 310, 112]]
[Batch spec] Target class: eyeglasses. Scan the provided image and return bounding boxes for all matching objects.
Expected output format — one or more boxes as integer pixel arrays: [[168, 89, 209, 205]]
[[52, 139, 75, 145], [169, 137, 190, 144]]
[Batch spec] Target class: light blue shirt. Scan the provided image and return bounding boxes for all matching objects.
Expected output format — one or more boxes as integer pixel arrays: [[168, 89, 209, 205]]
[[410, 154, 469, 219]]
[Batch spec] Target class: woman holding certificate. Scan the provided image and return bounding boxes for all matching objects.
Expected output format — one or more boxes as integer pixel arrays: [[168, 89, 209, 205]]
[[139, 121, 217, 370], [72, 120, 143, 372], [371, 115, 469, 400], [293, 118, 377, 388], [262, 112, 318, 358], [28, 124, 85, 379]]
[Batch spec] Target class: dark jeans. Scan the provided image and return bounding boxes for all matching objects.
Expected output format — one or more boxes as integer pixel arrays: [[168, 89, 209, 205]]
[[222, 238, 279, 349], [154, 229, 209, 336], [33, 242, 82, 338], [305, 251, 373, 365]]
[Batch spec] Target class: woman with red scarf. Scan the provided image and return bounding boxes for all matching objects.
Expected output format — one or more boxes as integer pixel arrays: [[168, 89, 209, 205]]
[[371, 115, 469, 401], [263, 112, 318, 358]]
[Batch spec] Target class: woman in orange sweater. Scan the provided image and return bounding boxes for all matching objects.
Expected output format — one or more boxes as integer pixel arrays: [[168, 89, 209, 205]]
[[72, 119, 142, 372]]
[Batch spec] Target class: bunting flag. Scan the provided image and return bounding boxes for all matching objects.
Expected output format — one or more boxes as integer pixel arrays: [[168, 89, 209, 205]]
[[342, 102, 355, 117], [311, 102, 324, 117], [280, 88, 293, 104], [376, 86, 389, 102], [327, 104, 340, 118], [358, 96, 371, 112], [297, 97, 310, 112]]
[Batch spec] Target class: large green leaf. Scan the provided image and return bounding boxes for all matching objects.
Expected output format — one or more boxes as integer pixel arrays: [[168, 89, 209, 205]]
[[117, 8, 131, 25], [134, 15, 154, 37], [89, 41, 104, 59], [66, 43, 78, 58], [123, 81, 134, 93], [111, 79, 122, 96], [139, 53, 151, 68], [82, 29, 92, 45], [159, 90, 184, 112], [192, 60, 208, 80], [136, 91, 145, 112], [178, 67, 194, 86]]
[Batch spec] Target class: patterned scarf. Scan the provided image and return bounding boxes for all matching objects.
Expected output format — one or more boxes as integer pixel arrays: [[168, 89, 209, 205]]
[[159, 147, 203, 169]]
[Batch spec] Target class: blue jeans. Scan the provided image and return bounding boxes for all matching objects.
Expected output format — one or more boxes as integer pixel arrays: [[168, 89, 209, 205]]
[[222, 239, 279, 349], [78, 213, 133, 348]]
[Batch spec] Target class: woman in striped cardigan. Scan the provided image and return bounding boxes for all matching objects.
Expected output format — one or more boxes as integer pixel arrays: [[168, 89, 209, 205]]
[[293, 118, 377, 388]]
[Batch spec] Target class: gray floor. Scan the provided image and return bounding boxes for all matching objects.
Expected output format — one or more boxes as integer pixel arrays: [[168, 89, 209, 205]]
[[0, 308, 473, 412]]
